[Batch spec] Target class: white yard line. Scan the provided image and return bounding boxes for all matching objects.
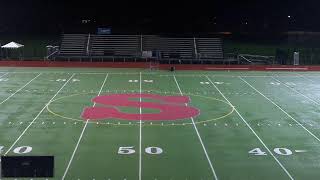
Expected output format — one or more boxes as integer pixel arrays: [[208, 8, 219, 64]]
[[4, 73, 76, 155], [173, 75, 218, 180], [62, 74, 109, 180], [295, 72, 316, 83], [239, 76, 320, 143], [271, 76, 320, 106], [139, 72, 142, 180], [0, 73, 42, 105], [206, 76, 294, 180]]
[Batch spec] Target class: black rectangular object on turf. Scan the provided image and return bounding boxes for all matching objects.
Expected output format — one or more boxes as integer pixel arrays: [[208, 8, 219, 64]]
[[1, 156, 54, 178]]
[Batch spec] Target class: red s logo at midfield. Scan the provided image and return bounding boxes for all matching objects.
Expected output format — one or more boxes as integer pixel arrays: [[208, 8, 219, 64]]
[[82, 94, 200, 121]]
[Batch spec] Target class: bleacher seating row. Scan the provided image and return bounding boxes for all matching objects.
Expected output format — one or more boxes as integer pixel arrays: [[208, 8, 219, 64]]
[[58, 34, 223, 61]]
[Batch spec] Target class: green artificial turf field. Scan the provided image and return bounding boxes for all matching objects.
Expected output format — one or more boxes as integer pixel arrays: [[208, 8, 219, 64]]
[[0, 67, 320, 180]]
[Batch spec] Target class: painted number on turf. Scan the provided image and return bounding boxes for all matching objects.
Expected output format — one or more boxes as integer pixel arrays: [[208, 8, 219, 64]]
[[0, 78, 9, 82], [274, 148, 292, 156], [249, 147, 293, 156], [270, 82, 280, 86], [143, 80, 153, 83], [118, 146, 135, 155], [145, 147, 163, 154], [13, 146, 33, 154], [248, 148, 267, 156], [0, 146, 32, 154], [56, 79, 67, 82], [118, 146, 163, 155], [129, 80, 139, 83]]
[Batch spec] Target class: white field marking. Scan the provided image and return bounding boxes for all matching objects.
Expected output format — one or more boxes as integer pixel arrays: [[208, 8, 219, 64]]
[[139, 72, 142, 180], [56, 79, 67, 82], [205, 67, 250, 70], [200, 82, 210, 85], [295, 150, 307, 153], [62, 74, 109, 180], [265, 67, 308, 70], [240, 77, 320, 143], [173, 75, 218, 180], [72, 79, 80, 82], [143, 79, 153, 83], [271, 76, 320, 106], [270, 82, 280, 86], [4, 74, 76, 155], [0, 73, 41, 105], [206, 76, 294, 180], [239, 77, 320, 142], [295, 73, 316, 83]]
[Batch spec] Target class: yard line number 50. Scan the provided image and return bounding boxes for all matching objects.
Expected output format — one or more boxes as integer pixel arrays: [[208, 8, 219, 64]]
[[118, 146, 163, 155]]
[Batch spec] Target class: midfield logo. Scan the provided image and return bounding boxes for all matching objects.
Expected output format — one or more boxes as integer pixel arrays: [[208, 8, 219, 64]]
[[82, 94, 200, 121]]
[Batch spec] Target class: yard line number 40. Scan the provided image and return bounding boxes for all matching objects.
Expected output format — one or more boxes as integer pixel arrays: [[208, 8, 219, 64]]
[[249, 147, 294, 156]]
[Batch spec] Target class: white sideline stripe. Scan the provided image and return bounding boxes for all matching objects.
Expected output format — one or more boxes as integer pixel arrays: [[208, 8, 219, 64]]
[[205, 67, 249, 70], [271, 76, 320, 106], [0, 73, 42, 105], [4, 74, 76, 155], [265, 67, 308, 70], [240, 77, 320, 143], [206, 76, 294, 180], [62, 74, 109, 180], [139, 72, 142, 180], [173, 75, 218, 180]]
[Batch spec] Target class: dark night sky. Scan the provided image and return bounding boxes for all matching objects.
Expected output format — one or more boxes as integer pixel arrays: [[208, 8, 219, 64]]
[[0, 0, 319, 34]]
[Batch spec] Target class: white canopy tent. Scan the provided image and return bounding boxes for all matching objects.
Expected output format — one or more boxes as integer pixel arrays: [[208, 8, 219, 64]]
[[1, 42, 24, 49], [1, 42, 24, 59]]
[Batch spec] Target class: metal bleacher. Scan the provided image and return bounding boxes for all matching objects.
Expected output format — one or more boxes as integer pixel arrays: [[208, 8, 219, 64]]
[[196, 38, 224, 60], [56, 34, 224, 63], [142, 35, 194, 59], [59, 34, 88, 56], [90, 35, 140, 57]]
